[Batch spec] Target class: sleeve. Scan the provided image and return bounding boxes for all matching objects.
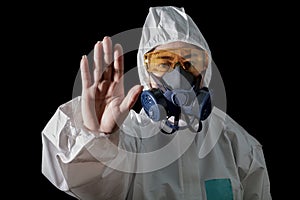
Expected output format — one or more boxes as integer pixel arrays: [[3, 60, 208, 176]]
[[240, 144, 272, 200], [41, 97, 137, 200]]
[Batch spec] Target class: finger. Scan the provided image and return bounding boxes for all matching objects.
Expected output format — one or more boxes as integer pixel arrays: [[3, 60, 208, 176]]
[[113, 43, 124, 82], [80, 55, 91, 89], [102, 36, 113, 81], [120, 85, 143, 113], [103, 36, 113, 65], [93, 41, 103, 85]]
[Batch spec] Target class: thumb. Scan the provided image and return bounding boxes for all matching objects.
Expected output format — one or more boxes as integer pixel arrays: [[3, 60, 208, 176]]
[[120, 85, 143, 113]]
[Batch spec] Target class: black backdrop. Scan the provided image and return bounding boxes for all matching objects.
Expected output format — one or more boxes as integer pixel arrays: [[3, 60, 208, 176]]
[[13, 0, 285, 199]]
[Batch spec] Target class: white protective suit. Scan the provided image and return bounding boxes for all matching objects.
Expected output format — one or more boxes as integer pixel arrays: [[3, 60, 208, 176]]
[[42, 6, 272, 200]]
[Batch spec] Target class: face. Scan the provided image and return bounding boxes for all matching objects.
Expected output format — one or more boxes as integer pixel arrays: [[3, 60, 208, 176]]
[[144, 41, 208, 88]]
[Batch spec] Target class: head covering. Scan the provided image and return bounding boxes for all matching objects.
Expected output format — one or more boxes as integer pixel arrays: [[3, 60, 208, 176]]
[[137, 6, 212, 90]]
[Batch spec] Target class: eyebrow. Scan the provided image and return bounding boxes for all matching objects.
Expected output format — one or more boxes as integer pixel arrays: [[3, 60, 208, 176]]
[[157, 55, 175, 60], [150, 49, 203, 59]]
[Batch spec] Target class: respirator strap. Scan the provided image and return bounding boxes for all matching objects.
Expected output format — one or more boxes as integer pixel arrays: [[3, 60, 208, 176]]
[[160, 113, 202, 134], [160, 114, 180, 134]]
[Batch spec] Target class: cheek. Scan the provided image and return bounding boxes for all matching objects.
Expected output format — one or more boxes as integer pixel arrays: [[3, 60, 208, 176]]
[[150, 81, 159, 89], [149, 76, 160, 89], [152, 71, 166, 77]]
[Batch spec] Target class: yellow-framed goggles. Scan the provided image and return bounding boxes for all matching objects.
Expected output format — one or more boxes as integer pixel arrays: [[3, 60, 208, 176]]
[[144, 48, 208, 77]]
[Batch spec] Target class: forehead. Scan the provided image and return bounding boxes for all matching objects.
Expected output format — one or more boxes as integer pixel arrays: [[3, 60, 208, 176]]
[[155, 41, 200, 50]]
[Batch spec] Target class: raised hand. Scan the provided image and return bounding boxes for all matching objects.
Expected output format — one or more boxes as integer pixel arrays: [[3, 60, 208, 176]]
[[80, 36, 143, 134]]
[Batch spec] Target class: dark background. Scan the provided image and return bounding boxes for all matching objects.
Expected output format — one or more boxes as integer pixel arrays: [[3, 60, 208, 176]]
[[8, 0, 291, 199]]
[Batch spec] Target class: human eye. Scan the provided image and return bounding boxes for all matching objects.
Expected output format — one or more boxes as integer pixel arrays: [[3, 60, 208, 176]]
[[158, 63, 171, 70]]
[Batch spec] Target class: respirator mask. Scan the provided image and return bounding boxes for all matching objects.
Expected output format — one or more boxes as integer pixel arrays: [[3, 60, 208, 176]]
[[141, 48, 212, 134]]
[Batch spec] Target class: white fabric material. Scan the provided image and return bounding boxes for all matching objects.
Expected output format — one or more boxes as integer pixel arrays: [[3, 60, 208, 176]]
[[41, 6, 271, 200]]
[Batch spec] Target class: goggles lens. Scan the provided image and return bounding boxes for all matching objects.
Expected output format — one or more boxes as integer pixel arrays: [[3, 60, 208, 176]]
[[144, 48, 207, 76]]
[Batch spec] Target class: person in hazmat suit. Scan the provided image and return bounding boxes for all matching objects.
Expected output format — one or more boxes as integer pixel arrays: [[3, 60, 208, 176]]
[[41, 6, 272, 200]]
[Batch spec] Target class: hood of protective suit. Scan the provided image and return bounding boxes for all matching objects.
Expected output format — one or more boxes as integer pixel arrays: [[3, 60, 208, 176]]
[[137, 6, 212, 90]]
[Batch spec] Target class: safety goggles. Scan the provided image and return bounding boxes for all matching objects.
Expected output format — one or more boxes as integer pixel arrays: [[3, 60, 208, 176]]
[[144, 48, 207, 77]]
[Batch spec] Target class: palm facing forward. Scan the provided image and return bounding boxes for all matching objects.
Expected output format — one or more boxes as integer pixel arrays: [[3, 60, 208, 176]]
[[80, 36, 143, 134]]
